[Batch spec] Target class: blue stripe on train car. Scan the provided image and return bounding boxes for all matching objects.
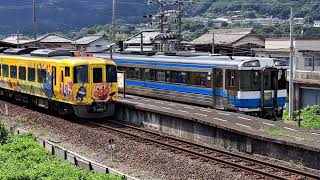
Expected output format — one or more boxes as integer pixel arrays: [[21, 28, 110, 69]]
[[125, 79, 286, 108], [113, 59, 224, 69]]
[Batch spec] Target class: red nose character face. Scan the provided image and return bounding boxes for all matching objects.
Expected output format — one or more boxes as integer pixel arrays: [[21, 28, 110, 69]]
[[94, 85, 111, 100]]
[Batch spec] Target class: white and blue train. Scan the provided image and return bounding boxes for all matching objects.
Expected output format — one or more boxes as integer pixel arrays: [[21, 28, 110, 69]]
[[98, 53, 288, 118]]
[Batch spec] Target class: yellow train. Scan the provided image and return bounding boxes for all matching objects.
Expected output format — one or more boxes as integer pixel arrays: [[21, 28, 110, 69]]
[[0, 49, 118, 118]]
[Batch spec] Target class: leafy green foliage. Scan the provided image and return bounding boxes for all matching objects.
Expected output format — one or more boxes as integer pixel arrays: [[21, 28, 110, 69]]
[[0, 120, 10, 145], [283, 105, 320, 130], [0, 134, 122, 180]]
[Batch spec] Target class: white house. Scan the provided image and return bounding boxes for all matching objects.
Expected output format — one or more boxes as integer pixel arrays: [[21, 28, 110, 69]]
[[72, 35, 110, 53], [313, 20, 320, 27]]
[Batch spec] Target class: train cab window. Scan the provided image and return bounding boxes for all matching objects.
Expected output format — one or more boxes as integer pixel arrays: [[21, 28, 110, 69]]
[[106, 65, 117, 82], [74, 65, 88, 83], [172, 71, 188, 84], [65, 67, 70, 77], [240, 71, 261, 91], [37, 69, 47, 83], [2, 65, 8, 77], [156, 70, 166, 82], [10, 66, 17, 78], [28, 68, 35, 82], [18, 67, 26, 80], [278, 70, 287, 90], [93, 68, 103, 83]]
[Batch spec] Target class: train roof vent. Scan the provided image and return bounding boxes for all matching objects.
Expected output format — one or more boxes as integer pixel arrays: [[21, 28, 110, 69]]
[[3, 48, 37, 55], [30, 48, 73, 57]]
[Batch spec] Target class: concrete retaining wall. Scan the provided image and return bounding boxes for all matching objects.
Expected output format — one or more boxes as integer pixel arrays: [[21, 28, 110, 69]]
[[116, 103, 320, 170], [15, 128, 138, 180]]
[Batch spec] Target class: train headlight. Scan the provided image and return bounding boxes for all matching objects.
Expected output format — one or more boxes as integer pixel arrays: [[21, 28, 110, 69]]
[[274, 60, 287, 66], [242, 60, 260, 67]]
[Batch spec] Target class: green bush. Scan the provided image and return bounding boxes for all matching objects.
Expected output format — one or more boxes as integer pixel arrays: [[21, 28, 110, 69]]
[[0, 134, 122, 180], [0, 120, 10, 145], [283, 105, 320, 130]]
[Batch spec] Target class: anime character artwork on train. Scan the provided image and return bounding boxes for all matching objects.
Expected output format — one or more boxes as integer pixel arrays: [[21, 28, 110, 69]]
[[0, 49, 118, 118]]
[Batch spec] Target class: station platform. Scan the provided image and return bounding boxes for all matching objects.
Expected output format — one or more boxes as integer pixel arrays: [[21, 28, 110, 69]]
[[116, 95, 320, 170], [118, 95, 320, 150]]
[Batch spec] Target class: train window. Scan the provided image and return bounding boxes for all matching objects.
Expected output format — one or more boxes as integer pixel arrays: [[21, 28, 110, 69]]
[[226, 70, 235, 88], [18, 67, 26, 80], [278, 70, 287, 90], [10, 65, 17, 79], [156, 70, 166, 82], [127, 67, 135, 79], [28, 68, 35, 82], [37, 69, 47, 83], [52, 66, 56, 85], [65, 67, 70, 77], [106, 65, 117, 82], [93, 68, 103, 83], [172, 71, 188, 84], [2, 65, 8, 77], [240, 71, 261, 91], [0, 64, 1, 76], [144, 69, 156, 81], [74, 65, 88, 83], [165, 71, 171, 82], [134, 68, 141, 79], [190, 72, 207, 87]]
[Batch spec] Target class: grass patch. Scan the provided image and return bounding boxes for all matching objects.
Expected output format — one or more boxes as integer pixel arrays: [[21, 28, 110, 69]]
[[0, 133, 122, 180], [283, 105, 320, 130], [259, 126, 314, 142]]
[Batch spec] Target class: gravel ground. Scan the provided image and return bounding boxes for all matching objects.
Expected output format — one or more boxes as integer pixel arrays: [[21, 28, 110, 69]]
[[0, 99, 319, 179], [0, 100, 251, 180]]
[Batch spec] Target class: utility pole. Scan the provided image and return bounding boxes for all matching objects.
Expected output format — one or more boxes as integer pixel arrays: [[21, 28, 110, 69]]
[[212, 32, 215, 54], [111, 0, 116, 44], [17, 30, 20, 48], [289, 7, 294, 120], [32, 0, 37, 46], [177, 1, 182, 51]]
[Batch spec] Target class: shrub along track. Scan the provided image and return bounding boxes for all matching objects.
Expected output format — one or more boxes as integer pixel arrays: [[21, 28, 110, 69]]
[[89, 120, 320, 180]]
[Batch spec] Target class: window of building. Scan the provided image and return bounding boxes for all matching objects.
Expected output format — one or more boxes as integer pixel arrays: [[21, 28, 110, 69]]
[[10, 65, 17, 78], [93, 68, 102, 83], [37, 69, 47, 83], [106, 65, 117, 82], [74, 65, 88, 83], [65, 67, 70, 77], [2, 64, 8, 77], [19, 67, 26, 80], [314, 58, 320, 67], [28, 67, 35, 82], [304, 58, 313, 67]]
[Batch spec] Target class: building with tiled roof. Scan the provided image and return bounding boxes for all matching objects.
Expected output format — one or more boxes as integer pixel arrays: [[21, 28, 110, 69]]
[[191, 28, 265, 56]]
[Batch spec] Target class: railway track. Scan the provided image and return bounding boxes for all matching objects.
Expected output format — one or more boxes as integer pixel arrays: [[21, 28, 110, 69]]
[[89, 120, 319, 180]]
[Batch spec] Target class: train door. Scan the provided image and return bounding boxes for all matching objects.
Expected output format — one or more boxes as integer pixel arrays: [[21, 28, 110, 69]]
[[62, 66, 72, 101], [261, 67, 278, 110], [212, 68, 224, 109], [225, 69, 238, 109]]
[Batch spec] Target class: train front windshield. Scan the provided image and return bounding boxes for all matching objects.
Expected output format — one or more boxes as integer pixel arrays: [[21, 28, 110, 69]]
[[240, 69, 287, 91]]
